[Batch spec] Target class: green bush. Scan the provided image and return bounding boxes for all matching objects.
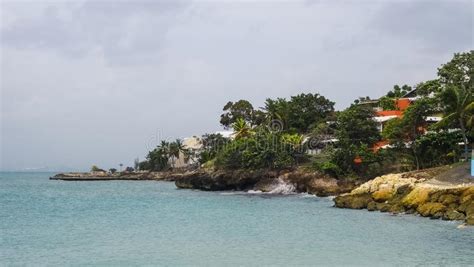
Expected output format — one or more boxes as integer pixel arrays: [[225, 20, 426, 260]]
[[215, 128, 305, 170], [315, 161, 343, 178]]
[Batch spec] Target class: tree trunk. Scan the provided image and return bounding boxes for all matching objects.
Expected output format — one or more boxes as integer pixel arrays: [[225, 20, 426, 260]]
[[459, 117, 469, 161], [412, 125, 420, 170]]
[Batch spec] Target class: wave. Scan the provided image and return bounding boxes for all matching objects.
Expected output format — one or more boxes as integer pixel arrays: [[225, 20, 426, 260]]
[[267, 178, 296, 194]]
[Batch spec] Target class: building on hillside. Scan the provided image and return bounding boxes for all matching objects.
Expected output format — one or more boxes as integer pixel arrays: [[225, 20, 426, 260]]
[[360, 88, 443, 150], [173, 136, 202, 169], [173, 130, 235, 169]]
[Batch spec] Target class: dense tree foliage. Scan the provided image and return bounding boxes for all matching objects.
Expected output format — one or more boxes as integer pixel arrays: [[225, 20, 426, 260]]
[[198, 133, 229, 164], [220, 100, 265, 128], [383, 98, 436, 169], [263, 93, 335, 133], [327, 105, 382, 178], [136, 50, 471, 180], [435, 51, 473, 159], [139, 139, 191, 171], [215, 127, 305, 170]]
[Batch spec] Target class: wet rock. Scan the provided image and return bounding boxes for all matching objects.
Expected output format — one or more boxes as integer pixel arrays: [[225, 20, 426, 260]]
[[389, 204, 405, 214], [334, 194, 371, 209], [443, 209, 466, 221], [466, 215, 474, 225], [367, 201, 377, 211], [377, 203, 391, 212], [417, 203, 447, 217]]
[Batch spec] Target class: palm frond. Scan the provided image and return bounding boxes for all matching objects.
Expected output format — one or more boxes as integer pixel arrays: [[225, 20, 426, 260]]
[[434, 112, 457, 129]]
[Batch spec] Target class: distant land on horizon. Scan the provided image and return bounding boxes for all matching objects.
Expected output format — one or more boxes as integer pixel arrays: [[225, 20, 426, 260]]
[[0, 166, 84, 173]]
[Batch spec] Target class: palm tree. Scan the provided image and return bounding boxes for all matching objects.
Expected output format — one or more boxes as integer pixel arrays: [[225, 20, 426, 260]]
[[282, 133, 305, 166], [263, 98, 289, 130], [232, 118, 254, 139], [168, 139, 190, 168], [148, 141, 170, 171], [436, 84, 473, 160]]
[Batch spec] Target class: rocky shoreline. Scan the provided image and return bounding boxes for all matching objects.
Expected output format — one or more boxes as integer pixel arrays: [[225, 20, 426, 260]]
[[174, 169, 357, 196], [51, 168, 358, 196], [333, 164, 474, 225], [51, 164, 473, 225]]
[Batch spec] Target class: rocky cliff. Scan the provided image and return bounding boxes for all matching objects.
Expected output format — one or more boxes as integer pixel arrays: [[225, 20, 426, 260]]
[[174, 169, 357, 196], [333, 164, 474, 225]]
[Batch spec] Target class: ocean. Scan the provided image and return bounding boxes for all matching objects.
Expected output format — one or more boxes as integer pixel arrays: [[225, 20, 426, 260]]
[[1, 172, 473, 266]]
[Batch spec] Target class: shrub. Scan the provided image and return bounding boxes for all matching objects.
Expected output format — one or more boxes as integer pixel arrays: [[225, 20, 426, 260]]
[[215, 128, 305, 170], [314, 161, 343, 178]]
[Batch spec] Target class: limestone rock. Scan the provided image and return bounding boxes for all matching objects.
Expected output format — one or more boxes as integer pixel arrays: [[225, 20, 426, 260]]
[[443, 209, 465, 221]]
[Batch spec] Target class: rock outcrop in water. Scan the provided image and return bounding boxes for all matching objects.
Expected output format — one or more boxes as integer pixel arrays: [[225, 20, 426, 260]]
[[174, 169, 357, 196], [333, 164, 474, 225]]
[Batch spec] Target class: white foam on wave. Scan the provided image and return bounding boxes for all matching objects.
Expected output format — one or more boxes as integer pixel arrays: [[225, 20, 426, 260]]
[[267, 178, 296, 194]]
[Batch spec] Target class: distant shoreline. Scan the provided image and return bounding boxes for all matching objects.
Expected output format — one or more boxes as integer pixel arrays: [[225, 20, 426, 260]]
[[50, 171, 181, 181]]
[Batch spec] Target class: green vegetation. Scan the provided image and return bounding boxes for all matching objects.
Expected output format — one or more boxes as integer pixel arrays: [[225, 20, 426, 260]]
[[198, 133, 229, 164], [263, 93, 335, 133], [214, 127, 305, 170], [382, 51, 473, 169], [379, 84, 412, 110], [140, 139, 191, 171], [138, 51, 472, 180], [328, 104, 384, 178], [90, 165, 105, 172]]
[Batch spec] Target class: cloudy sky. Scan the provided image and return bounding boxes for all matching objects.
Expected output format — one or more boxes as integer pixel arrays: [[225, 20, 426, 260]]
[[1, 0, 472, 171]]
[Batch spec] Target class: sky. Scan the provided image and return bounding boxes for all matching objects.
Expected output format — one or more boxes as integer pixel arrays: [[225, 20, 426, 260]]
[[1, 0, 472, 171]]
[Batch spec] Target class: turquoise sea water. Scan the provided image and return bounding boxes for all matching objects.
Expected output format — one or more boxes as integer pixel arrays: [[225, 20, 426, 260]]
[[1, 172, 473, 266]]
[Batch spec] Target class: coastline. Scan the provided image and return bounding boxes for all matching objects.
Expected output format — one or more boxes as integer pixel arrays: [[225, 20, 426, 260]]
[[50, 171, 186, 181], [333, 163, 474, 225], [173, 168, 358, 196], [51, 163, 474, 225]]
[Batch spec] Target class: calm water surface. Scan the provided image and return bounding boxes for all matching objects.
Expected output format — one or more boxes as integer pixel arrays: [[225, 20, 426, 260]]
[[1, 172, 473, 266]]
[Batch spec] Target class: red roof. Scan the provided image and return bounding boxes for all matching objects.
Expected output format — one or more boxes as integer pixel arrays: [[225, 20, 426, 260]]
[[376, 110, 403, 117]]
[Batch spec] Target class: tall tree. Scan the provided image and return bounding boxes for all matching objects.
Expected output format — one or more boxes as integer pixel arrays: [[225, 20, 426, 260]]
[[331, 104, 381, 176], [436, 51, 473, 160], [383, 98, 436, 169], [147, 141, 170, 171], [287, 93, 335, 133], [198, 133, 229, 164], [263, 93, 335, 133], [168, 139, 190, 168], [263, 97, 290, 130], [336, 105, 380, 147], [220, 100, 264, 128]]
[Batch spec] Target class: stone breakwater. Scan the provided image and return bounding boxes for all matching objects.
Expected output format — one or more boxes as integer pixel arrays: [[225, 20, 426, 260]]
[[333, 168, 474, 225], [174, 169, 357, 196], [50, 171, 187, 181]]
